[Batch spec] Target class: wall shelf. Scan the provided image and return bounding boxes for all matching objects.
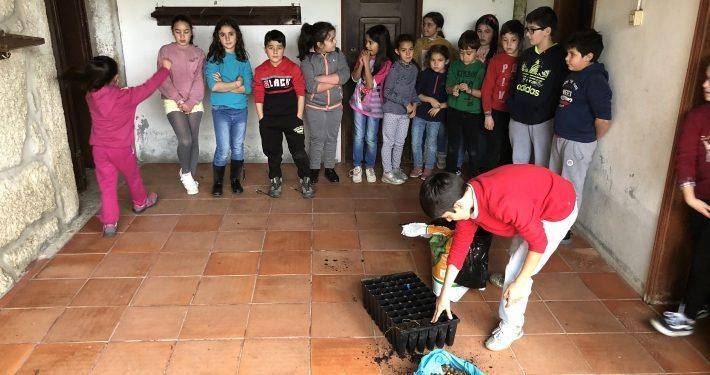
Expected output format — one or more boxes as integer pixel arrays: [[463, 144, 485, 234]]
[[0, 30, 45, 59], [150, 6, 301, 26]]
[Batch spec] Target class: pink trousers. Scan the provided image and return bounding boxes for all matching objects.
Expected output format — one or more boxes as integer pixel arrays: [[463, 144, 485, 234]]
[[93, 146, 148, 225]]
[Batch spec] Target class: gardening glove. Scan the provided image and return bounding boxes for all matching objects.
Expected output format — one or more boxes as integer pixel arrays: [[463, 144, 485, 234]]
[[401, 223, 430, 238]]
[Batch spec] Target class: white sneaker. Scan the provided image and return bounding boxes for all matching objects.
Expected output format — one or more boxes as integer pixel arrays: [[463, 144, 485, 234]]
[[394, 169, 408, 182], [382, 171, 404, 185], [349, 166, 363, 183], [365, 167, 376, 183], [180, 171, 199, 195], [485, 322, 523, 351]]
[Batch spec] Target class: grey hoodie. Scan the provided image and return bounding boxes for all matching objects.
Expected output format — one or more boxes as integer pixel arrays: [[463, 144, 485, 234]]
[[382, 59, 420, 115], [300, 49, 350, 110]]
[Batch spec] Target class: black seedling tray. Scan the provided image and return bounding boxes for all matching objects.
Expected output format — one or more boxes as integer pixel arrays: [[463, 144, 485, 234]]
[[362, 272, 459, 356]]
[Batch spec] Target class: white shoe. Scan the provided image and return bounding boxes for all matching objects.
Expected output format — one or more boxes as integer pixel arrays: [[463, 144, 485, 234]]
[[349, 166, 363, 183], [180, 171, 199, 195], [365, 167, 376, 183], [394, 169, 408, 181], [382, 171, 404, 185], [485, 322, 523, 351]]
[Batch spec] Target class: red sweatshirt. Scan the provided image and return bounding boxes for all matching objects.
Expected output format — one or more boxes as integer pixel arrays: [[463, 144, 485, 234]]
[[252, 56, 305, 117], [675, 103, 710, 200], [86, 68, 169, 148], [481, 52, 518, 113], [448, 164, 576, 269]]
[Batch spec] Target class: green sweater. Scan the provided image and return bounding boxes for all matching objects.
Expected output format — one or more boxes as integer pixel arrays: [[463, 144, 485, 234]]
[[446, 59, 486, 113]]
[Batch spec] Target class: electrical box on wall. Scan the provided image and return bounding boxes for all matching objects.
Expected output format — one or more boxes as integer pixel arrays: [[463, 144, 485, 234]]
[[629, 9, 644, 26]]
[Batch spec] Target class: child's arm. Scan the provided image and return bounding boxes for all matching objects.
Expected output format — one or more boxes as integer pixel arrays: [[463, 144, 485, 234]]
[[293, 65, 306, 119], [125, 63, 171, 107], [382, 67, 410, 106], [445, 67, 459, 96], [235, 61, 253, 95], [255, 103, 264, 120], [481, 60, 496, 129], [156, 47, 182, 102], [336, 50, 352, 85], [595, 119, 611, 139], [351, 52, 366, 82], [362, 56, 375, 89], [252, 67, 265, 119], [183, 52, 206, 111], [432, 219, 477, 322], [301, 58, 321, 94]]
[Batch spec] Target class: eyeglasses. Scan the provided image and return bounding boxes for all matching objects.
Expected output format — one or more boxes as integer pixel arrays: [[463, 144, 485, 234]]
[[524, 26, 545, 34]]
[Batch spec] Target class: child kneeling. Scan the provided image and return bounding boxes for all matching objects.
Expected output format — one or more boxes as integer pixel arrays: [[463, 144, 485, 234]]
[[420, 165, 577, 351]]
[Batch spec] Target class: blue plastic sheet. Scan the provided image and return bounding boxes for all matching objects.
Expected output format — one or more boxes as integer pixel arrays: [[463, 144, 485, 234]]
[[414, 349, 485, 375]]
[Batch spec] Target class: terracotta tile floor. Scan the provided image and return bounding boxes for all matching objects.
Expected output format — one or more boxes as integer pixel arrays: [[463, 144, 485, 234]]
[[0, 163, 708, 374]]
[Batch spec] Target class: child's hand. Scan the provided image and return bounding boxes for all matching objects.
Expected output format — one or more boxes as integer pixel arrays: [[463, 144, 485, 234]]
[[686, 196, 710, 218], [181, 103, 194, 114], [452, 86, 460, 97], [236, 76, 243, 86], [162, 59, 172, 70], [458, 82, 469, 92], [428, 107, 441, 117], [409, 110, 417, 119], [431, 293, 453, 323], [484, 116, 495, 130], [360, 51, 370, 68], [430, 99, 441, 109], [213, 72, 222, 83], [406, 103, 415, 113]]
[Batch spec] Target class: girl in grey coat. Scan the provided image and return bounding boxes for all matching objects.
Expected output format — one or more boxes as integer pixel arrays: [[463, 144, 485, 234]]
[[298, 22, 351, 183]]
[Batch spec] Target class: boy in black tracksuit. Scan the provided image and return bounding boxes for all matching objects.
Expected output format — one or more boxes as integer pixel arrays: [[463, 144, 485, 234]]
[[253, 30, 315, 198]]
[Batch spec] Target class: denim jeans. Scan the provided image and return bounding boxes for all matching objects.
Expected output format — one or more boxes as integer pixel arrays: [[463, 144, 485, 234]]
[[411, 117, 440, 169], [437, 122, 464, 167], [212, 106, 247, 166], [352, 111, 381, 168]]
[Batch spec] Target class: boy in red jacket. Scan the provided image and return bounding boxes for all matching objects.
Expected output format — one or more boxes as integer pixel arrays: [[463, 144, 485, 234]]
[[253, 30, 315, 198], [420, 164, 577, 351]]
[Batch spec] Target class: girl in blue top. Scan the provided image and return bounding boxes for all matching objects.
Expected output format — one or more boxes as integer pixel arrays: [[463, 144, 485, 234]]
[[205, 17, 252, 197]]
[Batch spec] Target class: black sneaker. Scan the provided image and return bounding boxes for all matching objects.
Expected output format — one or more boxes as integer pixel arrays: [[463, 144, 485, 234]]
[[455, 168, 462, 176], [651, 311, 695, 337], [300, 176, 315, 199], [310, 168, 320, 184], [324, 168, 339, 183], [267, 177, 282, 198], [560, 230, 572, 245]]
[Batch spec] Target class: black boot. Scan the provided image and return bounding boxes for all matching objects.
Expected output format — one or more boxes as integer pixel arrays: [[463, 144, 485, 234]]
[[212, 164, 225, 197], [310, 168, 320, 184], [324, 168, 340, 183], [230, 160, 244, 194]]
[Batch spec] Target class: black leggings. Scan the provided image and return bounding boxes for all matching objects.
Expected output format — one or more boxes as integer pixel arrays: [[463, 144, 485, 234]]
[[167, 111, 202, 176], [477, 109, 512, 172], [683, 201, 710, 319]]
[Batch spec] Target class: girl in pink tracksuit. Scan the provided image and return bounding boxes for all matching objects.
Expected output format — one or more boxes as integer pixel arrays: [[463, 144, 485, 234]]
[[69, 56, 171, 236]]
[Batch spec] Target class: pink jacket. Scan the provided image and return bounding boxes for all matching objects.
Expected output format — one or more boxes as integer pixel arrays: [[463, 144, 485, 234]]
[[87, 68, 169, 148], [157, 43, 205, 106]]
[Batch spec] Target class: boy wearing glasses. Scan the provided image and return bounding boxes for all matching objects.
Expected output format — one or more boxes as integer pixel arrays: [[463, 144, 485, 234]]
[[507, 6, 567, 168]]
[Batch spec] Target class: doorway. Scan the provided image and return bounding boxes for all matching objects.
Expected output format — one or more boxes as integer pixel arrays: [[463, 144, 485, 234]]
[[646, 0, 709, 304], [44, 0, 94, 192], [553, 0, 596, 45], [340, 0, 422, 164]]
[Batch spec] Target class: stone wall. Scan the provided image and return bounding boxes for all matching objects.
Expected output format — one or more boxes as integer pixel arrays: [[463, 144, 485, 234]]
[[0, 0, 79, 295]]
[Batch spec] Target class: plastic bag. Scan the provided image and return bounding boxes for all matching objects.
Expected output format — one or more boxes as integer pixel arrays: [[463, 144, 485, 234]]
[[414, 349, 485, 375], [453, 230, 492, 290], [428, 226, 469, 302]]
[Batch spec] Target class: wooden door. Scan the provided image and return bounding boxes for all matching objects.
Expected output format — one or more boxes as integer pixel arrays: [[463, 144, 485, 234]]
[[553, 0, 596, 44], [341, 0, 422, 164], [45, 0, 94, 192], [646, 0, 709, 304]]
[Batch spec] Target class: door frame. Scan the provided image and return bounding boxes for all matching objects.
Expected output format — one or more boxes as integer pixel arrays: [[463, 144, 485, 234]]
[[645, 0, 709, 304], [339, 0, 423, 163], [44, 0, 93, 192]]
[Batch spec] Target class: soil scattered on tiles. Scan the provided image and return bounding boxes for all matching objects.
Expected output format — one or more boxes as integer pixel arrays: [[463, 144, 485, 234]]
[[323, 257, 352, 272]]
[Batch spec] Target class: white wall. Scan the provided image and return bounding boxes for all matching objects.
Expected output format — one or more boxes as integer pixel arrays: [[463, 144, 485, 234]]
[[116, 0, 341, 163], [422, 0, 514, 48], [575, 0, 700, 291], [117, 0, 514, 163]]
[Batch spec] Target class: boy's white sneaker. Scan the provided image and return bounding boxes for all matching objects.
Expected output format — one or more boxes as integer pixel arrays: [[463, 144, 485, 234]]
[[485, 322, 523, 351], [394, 168, 408, 182], [365, 167, 377, 183], [349, 166, 363, 183], [382, 171, 404, 185], [180, 171, 199, 195]]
